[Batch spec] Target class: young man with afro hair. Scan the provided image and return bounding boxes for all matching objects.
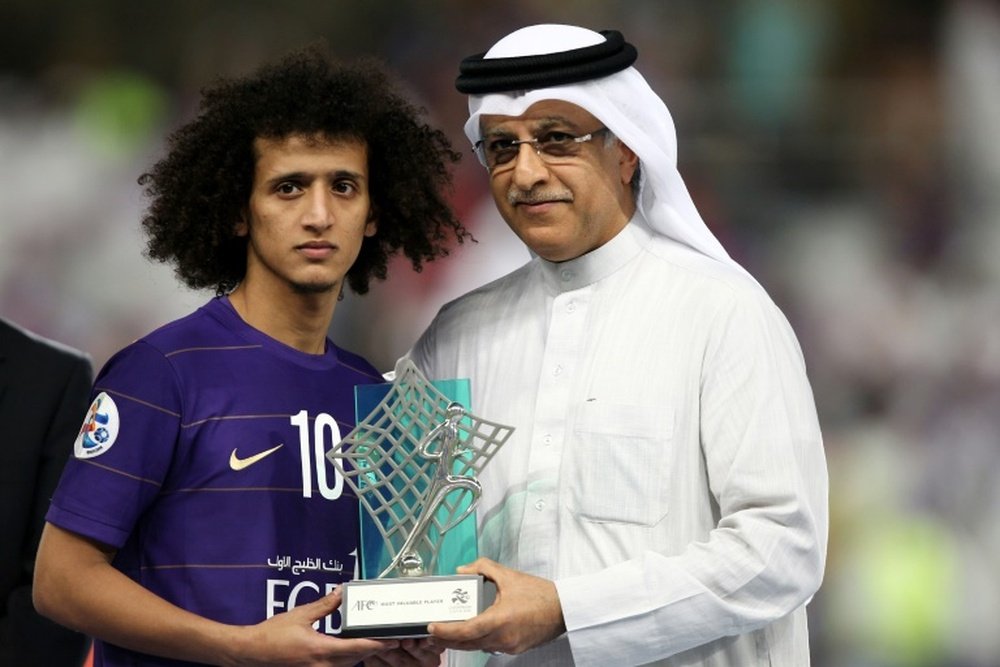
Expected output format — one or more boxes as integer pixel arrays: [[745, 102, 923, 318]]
[[34, 47, 467, 667]]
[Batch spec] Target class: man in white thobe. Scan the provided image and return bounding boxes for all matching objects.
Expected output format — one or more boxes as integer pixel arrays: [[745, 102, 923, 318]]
[[412, 24, 828, 667]]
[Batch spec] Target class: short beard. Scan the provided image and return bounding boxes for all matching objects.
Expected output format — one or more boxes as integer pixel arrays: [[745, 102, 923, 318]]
[[290, 280, 339, 295]]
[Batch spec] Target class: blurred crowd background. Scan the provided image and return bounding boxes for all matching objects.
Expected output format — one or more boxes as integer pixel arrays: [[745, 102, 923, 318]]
[[2, 1, 998, 665]]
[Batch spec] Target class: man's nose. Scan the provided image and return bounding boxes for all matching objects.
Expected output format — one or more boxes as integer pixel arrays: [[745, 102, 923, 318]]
[[509, 142, 549, 189], [303, 188, 334, 229]]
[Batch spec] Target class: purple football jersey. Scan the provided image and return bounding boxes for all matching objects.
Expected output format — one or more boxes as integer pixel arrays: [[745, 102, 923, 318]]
[[47, 297, 381, 666]]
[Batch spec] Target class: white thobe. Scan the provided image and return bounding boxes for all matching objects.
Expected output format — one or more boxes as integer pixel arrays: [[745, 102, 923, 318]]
[[408, 218, 828, 667]]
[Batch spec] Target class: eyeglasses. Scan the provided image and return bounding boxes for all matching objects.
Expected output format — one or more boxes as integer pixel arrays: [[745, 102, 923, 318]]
[[473, 127, 611, 172]]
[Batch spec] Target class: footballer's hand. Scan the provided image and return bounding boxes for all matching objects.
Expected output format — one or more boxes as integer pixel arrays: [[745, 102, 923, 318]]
[[230, 589, 396, 666]]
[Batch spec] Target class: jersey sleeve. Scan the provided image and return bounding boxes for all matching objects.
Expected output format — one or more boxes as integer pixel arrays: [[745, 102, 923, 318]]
[[46, 340, 183, 549]]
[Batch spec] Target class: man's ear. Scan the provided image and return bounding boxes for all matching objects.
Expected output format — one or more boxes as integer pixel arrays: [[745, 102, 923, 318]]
[[234, 212, 249, 237], [618, 143, 639, 186], [364, 209, 378, 238]]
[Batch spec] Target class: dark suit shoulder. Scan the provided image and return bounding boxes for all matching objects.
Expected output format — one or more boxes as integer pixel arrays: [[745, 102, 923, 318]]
[[0, 318, 91, 368]]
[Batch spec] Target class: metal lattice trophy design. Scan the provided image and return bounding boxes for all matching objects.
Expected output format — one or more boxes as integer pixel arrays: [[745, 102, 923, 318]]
[[327, 358, 513, 638]]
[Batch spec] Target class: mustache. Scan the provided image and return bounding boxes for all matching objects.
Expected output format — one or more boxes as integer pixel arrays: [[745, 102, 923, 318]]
[[506, 188, 573, 206]]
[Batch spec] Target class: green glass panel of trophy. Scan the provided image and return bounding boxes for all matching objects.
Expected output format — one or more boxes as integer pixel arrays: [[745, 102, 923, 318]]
[[353, 377, 477, 579], [328, 359, 512, 638]]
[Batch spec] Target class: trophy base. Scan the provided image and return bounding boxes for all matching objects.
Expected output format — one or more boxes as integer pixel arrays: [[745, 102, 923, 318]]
[[339, 574, 496, 638]]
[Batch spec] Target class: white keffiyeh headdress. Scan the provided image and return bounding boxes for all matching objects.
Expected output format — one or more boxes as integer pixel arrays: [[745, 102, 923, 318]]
[[457, 24, 741, 272]]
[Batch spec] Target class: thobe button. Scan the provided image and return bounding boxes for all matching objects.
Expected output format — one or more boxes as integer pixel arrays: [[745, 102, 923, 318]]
[[566, 301, 577, 313], [553, 365, 563, 376], [543, 434, 553, 445], [560, 269, 574, 281], [534, 499, 546, 511]]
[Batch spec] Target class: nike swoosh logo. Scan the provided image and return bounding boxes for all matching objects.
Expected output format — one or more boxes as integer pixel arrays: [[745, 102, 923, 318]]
[[229, 444, 284, 471]]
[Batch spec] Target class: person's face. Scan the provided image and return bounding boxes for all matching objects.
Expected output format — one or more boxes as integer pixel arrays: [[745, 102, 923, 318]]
[[236, 134, 376, 297], [479, 100, 638, 262]]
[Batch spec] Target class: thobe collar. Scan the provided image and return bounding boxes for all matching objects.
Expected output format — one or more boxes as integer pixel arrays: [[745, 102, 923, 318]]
[[537, 212, 652, 293]]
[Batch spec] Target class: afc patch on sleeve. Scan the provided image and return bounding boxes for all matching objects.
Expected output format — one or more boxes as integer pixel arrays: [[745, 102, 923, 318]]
[[74, 391, 120, 458]]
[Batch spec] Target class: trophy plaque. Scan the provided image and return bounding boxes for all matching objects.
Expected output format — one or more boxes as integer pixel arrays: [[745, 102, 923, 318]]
[[327, 359, 513, 638]]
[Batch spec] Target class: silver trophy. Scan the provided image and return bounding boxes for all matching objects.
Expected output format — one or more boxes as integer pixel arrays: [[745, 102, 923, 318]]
[[327, 359, 513, 637]]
